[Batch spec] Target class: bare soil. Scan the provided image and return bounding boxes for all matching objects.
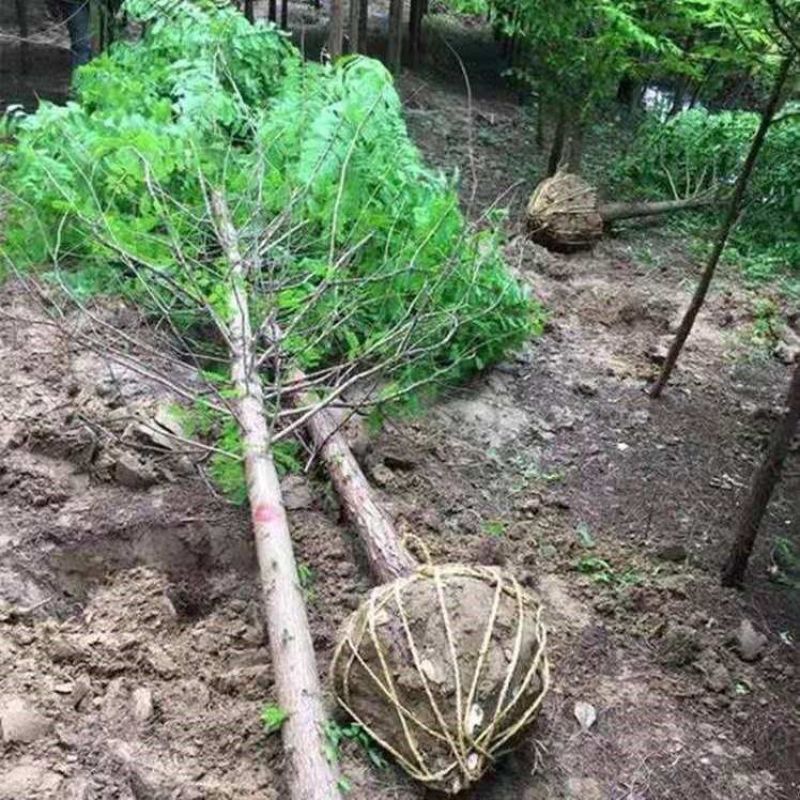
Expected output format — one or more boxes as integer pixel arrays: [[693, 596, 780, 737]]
[[2, 11, 799, 800]]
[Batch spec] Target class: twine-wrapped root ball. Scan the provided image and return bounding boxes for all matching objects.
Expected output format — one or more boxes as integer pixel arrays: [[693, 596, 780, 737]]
[[331, 565, 550, 794], [526, 172, 603, 251]]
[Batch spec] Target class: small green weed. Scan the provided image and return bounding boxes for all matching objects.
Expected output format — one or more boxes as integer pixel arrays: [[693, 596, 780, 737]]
[[576, 556, 643, 588], [260, 704, 289, 735], [324, 721, 388, 770], [297, 562, 317, 602], [575, 521, 595, 548], [483, 519, 507, 538]]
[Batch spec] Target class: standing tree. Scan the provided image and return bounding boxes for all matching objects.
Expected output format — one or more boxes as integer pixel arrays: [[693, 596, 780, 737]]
[[328, 0, 344, 57], [722, 359, 800, 586], [651, 0, 800, 396], [387, 0, 403, 73]]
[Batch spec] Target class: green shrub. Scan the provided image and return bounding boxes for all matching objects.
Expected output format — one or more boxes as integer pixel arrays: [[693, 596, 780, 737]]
[[1, 0, 540, 413], [613, 107, 800, 285]]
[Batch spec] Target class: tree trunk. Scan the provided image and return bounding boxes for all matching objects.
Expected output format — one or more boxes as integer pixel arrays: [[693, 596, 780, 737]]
[[599, 195, 716, 222], [650, 54, 795, 398], [348, 0, 361, 53], [210, 192, 343, 800], [244, 0, 255, 23], [387, 0, 403, 74], [358, 0, 368, 54], [721, 360, 800, 587], [667, 78, 688, 118], [281, 0, 289, 30], [298, 402, 416, 583], [565, 124, 584, 173], [409, 0, 425, 67], [328, 0, 344, 58], [14, 0, 28, 38], [547, 105, 567, 176], [269, 0, 277, 22]]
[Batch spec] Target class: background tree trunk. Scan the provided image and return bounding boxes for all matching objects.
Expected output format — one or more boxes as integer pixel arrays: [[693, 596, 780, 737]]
[[358, 0, 368, 54], [722, 360, 800, 587], [14, 0, 28, 38], [269, 0, 277, 22], [328, 0, 343, 58], [281, 0, 289, 30], [409, 0, 424, 67], [348, 0, 361, 53], [547, 105, 567, 176], [210, 193, 343, 800], [244, 0, 255, 23], [650, 55, 795, 398], [600, 195, 716, 222], [387, 0, 403, 74]]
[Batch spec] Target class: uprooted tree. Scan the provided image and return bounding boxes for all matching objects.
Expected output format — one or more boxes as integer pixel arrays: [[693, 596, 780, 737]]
[[0, 0, 546, 795]]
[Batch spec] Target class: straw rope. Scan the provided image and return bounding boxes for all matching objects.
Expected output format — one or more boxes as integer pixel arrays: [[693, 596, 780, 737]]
[[331, 563, 550, 794]]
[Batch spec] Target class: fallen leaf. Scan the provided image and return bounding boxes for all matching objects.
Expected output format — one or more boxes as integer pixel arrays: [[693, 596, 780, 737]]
[[574, 700, 597, 731]]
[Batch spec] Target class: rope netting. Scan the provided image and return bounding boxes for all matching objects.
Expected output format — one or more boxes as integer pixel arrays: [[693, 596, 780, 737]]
[[332, 563, 550, 794]]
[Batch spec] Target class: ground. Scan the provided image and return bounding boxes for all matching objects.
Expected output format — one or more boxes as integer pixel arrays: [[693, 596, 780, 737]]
[[1, 7, 799, 800]]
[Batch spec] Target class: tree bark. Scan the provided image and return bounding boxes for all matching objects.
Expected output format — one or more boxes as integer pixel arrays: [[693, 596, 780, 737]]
[[358, 0, 368, 54], [547, 105, 567, 176], [281, 0, 289, 30], [210, 192, 343, 800], [244, 0, 255, 23], [14, 0, 28, 38], [722, 360, 800, 587], [387, 0, 403, 74], [298, 402, 416, 583], [269, 0, 277, 22], [409, 0, 425, 67], [599, 195, 716, 222], [328, 0, 344, 58], [650, 54, 795, 398], [348, 0, 361, 53], [565, 124, 584, 173]]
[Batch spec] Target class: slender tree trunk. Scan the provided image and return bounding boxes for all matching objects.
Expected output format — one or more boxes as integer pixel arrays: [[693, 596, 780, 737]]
[[281, 0, 289, 30], [667, 78, 688, 118], [600, 195, 716, 222], [348, 0, 360, 53], [409, 0, 425, 67], [387, 0, 403, 74], [547, 105, 567, 176], [244, 0, 255, 23], [269, 0, 277, 22], [328, 0, 344, 58], [14, 0, 29, 73], [650, 55, 795, 398], [297, 401, 416, 583], [210, 192, 343, 800], [721, 360, 800, 587], [358, 0, 368, 54], [14, 0, 28, 38], [565, 124, 584, 173]]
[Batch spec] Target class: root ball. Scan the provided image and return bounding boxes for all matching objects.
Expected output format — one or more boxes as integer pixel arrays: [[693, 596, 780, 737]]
[[331, 564, 550, 794]]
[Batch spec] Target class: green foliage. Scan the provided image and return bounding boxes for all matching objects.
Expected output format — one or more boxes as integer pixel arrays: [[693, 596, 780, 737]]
[[323, 720, 388, 770], [614, 107, 800, 285], [482, 519, 507, 537], [260, 703, 289, 735], [1, 0, 539, 426]]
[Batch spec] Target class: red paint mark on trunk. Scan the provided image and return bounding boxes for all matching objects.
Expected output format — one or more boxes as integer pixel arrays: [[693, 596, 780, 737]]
[[253, 503, 279, 525]]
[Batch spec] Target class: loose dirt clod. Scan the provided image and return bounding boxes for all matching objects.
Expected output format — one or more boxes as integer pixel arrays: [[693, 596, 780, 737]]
[[332, 564, 549, 794]]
